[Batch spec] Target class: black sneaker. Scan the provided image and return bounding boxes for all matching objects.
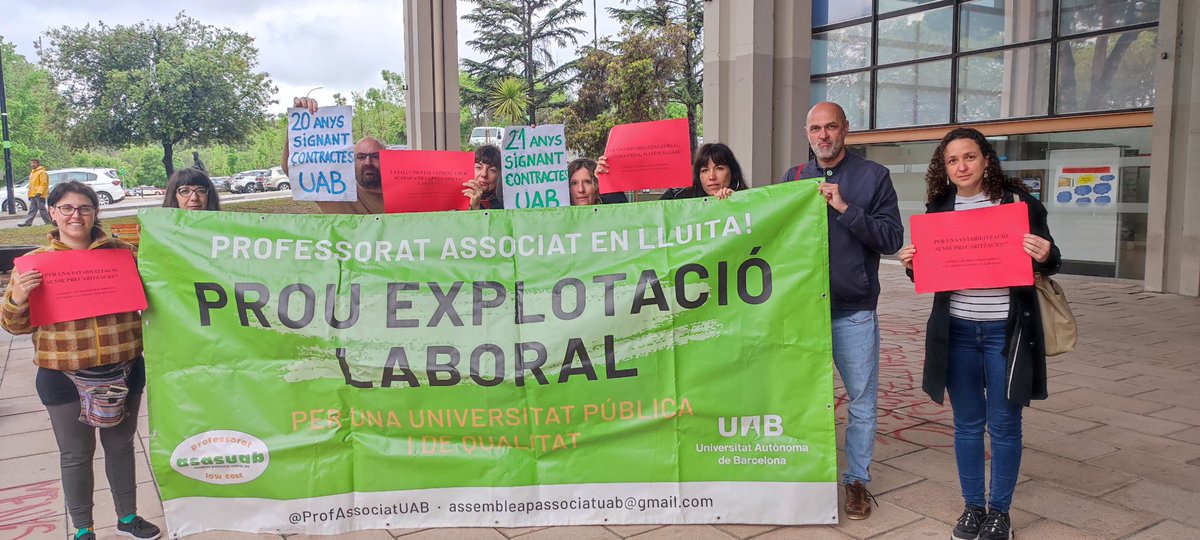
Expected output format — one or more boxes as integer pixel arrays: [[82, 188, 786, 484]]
[[116, 516, 161, 540], [952, 504, 987, 539], [74, 531, 96, 540], [979, 508, 1013, 540], [17, 223, 31, 227]]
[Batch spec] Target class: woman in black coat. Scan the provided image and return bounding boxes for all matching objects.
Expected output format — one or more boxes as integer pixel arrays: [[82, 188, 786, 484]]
[[898, 127, 1061, 540]]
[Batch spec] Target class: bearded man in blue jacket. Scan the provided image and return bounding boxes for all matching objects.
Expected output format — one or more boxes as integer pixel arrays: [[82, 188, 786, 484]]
[[782, 102, 903, 520]]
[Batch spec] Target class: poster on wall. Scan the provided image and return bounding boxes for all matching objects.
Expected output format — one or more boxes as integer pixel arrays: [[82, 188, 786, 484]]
[[1053, 163, 1119, 208], [1046, 148, 1121, 264]]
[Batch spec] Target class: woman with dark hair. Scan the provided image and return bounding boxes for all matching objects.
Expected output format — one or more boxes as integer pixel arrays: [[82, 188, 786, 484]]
[[596, 142, 747, 200], [162, 167, 220, 211], [567, 158, 603, 206], [464, 144, 503, 210], [662, 142, 747, 200], [3, 182, 161, 540], [898, 127, 1060, 540]]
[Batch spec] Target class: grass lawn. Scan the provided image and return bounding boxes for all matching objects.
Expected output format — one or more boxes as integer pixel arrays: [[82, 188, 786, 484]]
[[0, 197, 320, 247]]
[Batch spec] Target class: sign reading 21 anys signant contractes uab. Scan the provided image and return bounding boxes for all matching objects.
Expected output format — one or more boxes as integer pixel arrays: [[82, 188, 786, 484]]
[[502, 124, 567, 209]]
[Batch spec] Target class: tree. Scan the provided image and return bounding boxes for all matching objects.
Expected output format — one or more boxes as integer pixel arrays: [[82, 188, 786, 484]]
[[562, 30, 683, 157], [462, 0, 587, 124], [37, 13, 275, 178], [350, 70, 407, 144], [489, 77, 531, 126], [609, 0, 703, 151], [0, 40, 70, 181]]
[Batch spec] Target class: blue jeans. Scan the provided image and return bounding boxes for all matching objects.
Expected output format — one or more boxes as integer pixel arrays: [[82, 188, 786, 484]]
[[832, 309, 879, 485], [947, 317, 1023, 512]]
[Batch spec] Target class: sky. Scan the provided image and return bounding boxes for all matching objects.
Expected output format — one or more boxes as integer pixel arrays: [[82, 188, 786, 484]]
[[1, 0, 627, 113]]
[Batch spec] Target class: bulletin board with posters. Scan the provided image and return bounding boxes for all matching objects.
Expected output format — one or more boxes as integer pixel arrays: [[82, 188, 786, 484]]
[[1047, 148, 1121, 263]]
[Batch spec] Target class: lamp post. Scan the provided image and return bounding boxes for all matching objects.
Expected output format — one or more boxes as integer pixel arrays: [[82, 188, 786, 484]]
[[1, 44, 16, 214]]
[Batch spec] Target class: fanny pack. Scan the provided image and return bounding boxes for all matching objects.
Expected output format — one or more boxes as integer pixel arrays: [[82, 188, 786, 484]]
[[63, 361, 133, 428]]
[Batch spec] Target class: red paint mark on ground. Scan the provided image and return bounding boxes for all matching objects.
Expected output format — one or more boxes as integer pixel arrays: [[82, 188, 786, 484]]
[[0, 480, 62, 539], [831, 320, 959, 448]]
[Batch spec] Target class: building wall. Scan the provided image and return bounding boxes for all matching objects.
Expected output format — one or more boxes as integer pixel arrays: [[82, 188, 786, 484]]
[[701, 0, 1198, 294]]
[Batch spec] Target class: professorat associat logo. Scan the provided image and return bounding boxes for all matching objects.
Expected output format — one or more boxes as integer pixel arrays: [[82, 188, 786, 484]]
[[171, 430, 270, 485]]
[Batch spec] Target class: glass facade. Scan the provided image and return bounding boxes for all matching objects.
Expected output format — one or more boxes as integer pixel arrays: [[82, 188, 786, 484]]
[[811, 0, 1158, 129], [810, 1, 1158, 279], [853, 127, 1152, 279]]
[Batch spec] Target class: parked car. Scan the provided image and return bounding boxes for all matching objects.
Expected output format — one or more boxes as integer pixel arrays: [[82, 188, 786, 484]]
[[469, 127, 504, 146], [131, 185, 166, 197], [210, 176, 232, 192], [229, 170, 267, 193], [263, 166, 290, 191], [2, 168, 126, 212]]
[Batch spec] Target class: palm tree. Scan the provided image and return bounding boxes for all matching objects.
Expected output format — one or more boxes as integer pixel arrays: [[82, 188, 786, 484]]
[[463, 0, 587, 124], [489, 77, 530, 126]]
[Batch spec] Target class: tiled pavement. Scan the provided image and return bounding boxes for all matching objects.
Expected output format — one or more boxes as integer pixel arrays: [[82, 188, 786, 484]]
[[2, 266, 1199, 539]]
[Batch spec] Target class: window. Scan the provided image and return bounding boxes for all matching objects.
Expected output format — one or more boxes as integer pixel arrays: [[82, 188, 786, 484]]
[[1059, 0, 1160, 36], [957, 44, 1051, 122], [66, 172, 92, 182], [811, 73, 871, 129], [877, 6, 953, 65], [879, 0, 944, 15], [812, 23, 872, 74], [811, 0, 1157, 128], [959, 0, 1053, 51], [876, 60, 952, 128], [1056, 29, 1158, 114], [812, 0, 871, 27]]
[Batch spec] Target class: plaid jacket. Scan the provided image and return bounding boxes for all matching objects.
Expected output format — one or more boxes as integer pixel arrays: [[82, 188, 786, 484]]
[[2, 232, 143, 372]]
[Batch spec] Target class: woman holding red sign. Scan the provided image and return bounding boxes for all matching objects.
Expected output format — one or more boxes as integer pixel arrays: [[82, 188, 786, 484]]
[[597, 142, 747, 200], [2, 182, 161, 540], [897, 128, 1059, 540]]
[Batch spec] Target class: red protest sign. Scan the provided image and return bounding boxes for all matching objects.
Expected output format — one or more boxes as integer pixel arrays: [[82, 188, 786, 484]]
[[380, 150, 475, 213], [601, 118, 692, 193], [13, 249, 146, 326], [910, 202, 1033, 294]]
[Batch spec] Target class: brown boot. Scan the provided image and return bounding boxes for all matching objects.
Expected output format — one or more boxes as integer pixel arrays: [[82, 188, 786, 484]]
[[844, 480, 876, 520]]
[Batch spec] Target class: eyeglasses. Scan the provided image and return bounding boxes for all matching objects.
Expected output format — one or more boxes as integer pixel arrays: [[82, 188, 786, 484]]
[[53, 204, 96, 216], [177, 187, 210, 197], [355, 152, 381, 162]]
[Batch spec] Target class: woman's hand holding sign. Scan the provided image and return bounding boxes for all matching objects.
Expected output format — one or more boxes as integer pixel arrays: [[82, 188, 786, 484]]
[[8, 268, 42, 305], [898, 244, 916, 270], [1023, 234, 1052, 263]]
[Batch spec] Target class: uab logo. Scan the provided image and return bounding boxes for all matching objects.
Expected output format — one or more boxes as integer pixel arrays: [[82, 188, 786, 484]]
[[170, 430, 270, 485], [718, 415, 783, 437]]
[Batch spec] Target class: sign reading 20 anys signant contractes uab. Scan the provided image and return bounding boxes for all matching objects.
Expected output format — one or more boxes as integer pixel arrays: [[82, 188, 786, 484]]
[[287, 105, 356, 202]]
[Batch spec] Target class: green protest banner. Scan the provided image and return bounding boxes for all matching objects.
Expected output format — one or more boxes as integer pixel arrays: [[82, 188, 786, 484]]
[[139, 181, 836, 536]]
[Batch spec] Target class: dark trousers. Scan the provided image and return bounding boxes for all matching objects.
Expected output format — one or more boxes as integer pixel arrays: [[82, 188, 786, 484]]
[[23, 195, 51, 225], [46, 394, 142, 529]]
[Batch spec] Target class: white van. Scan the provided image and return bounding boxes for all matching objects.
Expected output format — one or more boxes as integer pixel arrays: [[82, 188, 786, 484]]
[[469, 127, 504, 146]]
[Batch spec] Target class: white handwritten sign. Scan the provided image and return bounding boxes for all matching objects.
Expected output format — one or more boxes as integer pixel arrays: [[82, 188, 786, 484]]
[[286, 106, 356, 202], [501, 124, 567, 209]]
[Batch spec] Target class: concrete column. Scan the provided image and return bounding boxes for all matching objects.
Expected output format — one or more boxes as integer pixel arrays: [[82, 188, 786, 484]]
[[703, 0, 810, 185], [1147, 0, 1200, 296], [404, 0, 461, 151]]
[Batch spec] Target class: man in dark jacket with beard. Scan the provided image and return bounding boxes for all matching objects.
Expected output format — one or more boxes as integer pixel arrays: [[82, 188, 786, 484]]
[[782, 101, 903, 521]]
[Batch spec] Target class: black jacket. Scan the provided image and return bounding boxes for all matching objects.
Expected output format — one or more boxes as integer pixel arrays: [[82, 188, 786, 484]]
[[912, 188, 1061, 406], [783, 152, 904, 312]]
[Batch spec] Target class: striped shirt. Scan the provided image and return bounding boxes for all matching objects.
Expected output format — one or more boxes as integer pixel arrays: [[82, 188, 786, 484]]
[[949, 192, 1010, 321]]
